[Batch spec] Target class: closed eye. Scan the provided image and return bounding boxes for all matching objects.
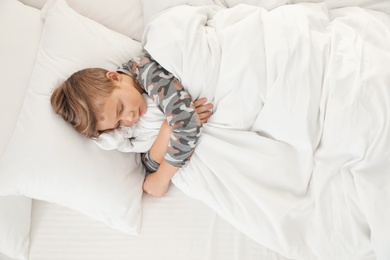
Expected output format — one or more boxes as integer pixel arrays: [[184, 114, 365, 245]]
[[115, 103, 124, 129], [117, 102, 123, 116]]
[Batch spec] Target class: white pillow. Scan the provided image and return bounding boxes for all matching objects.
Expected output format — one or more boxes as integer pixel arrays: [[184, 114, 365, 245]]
[[0, 0, 43, 156], [19, 0, 144, 41], [0, 196, 31, 260], [0, 0, 42, 258], [0, 0, 145, 235]]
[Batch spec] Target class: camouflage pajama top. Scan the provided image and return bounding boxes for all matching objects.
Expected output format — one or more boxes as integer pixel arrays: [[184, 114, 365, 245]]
[[117, 52, 202, 171]]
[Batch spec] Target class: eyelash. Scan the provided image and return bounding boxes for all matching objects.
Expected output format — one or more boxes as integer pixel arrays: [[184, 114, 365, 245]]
[[119, 104, 123, 114], [116, 104, 123, 128]]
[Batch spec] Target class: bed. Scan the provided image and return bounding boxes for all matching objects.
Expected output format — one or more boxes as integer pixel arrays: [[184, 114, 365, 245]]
[[0, 0, 389, 259]]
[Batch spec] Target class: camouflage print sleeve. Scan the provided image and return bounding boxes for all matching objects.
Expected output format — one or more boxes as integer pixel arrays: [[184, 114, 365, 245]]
[[141, 152, 160, 173], [117, 52, 202, 168]]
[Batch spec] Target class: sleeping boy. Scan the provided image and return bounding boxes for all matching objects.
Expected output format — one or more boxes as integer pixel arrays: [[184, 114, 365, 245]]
[[50, 52, 213, 197]]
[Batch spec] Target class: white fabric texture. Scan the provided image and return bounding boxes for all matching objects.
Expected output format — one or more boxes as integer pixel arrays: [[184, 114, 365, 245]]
[[288, 0, 390, 16], [143, 3, 390, 259], [0, 0, 43, 258], [0, 0, 144, 235], [0, 196, 31, 260], [19, 0, 144, 41], [28, 186, 289, 260], [0, 0, 43, 157], [141, 0, 228, 26], [94, 94, 165, 153]]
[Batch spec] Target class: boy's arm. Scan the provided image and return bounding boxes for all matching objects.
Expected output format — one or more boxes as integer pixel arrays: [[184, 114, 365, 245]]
[[142, 161, 178, 197], [143, 100, 212, 197], [142, 121, 175, 197], [145, 99, 212, 168], [118, 52, 201, 169], [148, 121, 171, 165]]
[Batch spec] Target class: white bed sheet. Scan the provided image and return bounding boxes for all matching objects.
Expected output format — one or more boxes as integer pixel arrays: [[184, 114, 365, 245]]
[[28, 185, 290, 260], [0, 254, 18, 260]]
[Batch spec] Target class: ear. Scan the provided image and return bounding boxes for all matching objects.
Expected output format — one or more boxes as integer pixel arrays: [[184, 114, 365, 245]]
[[105, 71, 122, 82]]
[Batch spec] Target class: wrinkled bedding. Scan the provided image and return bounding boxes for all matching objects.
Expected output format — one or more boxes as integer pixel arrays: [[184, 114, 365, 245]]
[[143, 3, 390, 259]]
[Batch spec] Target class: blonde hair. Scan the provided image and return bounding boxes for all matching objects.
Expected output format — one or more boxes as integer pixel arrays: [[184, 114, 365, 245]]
[[50, 68, 116, 138]]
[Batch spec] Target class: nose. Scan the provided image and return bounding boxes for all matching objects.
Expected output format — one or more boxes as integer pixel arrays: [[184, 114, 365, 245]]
[[120, 111, 136, 127]]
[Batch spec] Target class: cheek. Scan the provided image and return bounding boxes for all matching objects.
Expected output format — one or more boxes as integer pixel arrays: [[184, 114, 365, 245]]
[[134, 94, 144, 107], [124, 97, 137, 112], [138, 96, 146, 111], [124, 91, 144, 111]]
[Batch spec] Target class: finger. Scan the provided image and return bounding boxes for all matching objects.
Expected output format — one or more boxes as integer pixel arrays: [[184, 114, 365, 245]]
[[198, 111, 212, 123], [200, 115, 209, 124], [193, 98, 207, 108], [198, 110, 212, 118], [195, 103, 213, 114]]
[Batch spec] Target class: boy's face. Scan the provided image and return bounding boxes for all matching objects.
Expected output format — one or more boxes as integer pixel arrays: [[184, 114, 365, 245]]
[[97, 74, 147, 132]]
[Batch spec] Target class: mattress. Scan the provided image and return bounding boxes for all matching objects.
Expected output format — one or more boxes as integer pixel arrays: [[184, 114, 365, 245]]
[[28, 186, 289, 260], [2, 1, 389, 259]]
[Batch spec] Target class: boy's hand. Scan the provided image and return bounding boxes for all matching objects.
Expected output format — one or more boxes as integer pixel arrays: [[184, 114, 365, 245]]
[[194, 98, 213, 124], [143, 172, 170, 197], [143, 160, 178, 197]]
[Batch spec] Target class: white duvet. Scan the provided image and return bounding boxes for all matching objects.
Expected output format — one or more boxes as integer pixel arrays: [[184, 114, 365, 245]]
[[143, 3, 390, 259]]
